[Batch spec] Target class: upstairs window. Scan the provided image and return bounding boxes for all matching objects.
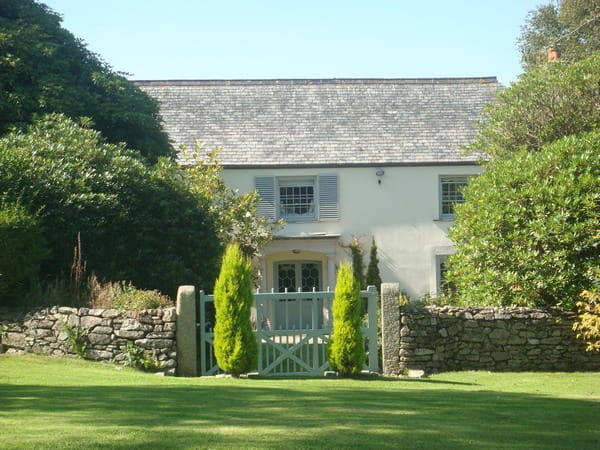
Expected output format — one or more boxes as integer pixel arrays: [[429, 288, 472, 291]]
[[440, 176, 470, 220], [255, 174, 339, 223], [279, 179, 315, 221]]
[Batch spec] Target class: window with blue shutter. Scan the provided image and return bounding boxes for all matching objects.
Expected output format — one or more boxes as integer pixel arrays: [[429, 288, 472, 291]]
[[317, 174, 339, 221], [255, 176, 276, 220], [254, 174, 339, 222]]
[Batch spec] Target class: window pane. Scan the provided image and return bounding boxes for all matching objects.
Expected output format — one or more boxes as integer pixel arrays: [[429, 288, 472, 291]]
[[279, 181, 315, 220], [441, 177, 468, 217], [277, 263, 296, 292]]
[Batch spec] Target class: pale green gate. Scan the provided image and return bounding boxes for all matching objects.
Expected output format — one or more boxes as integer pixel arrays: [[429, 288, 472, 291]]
[[198, 286, 379, 376]]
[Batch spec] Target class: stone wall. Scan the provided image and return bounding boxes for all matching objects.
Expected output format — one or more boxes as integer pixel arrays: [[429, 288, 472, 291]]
[[1, 306, 177, 375], [381, 284, 600, 375]]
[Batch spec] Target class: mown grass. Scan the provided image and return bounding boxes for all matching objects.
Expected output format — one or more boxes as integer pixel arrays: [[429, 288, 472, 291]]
[[0, 354, 599, 449]]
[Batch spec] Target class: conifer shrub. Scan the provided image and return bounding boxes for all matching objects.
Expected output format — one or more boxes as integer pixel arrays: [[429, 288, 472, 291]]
[[349, 237, 366, 290], [328, 263, 365, 376], [213, 243, 258, 376], [365, 237, 382, 290]]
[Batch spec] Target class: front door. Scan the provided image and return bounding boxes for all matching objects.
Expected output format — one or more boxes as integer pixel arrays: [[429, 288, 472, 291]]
[[275, 261, 322, 329]]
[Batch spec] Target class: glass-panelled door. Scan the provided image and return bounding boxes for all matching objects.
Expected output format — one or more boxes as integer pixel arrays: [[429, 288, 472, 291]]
[[275, 261, 322, 329]]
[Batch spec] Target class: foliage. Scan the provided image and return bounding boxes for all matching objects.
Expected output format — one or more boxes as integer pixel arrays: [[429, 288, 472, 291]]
[[328, 263, 365, 376], [111, 283, 173, 311], [213, 243, 258, 376], [0, 114, 220, 299], [62, 322, 88, 359], [518, 0, 600, 71], [465, 52, 600, 159], [349, 237, 366, 290], [123, 342, 164, 372], [0, 198, 47, 306], [448, 130, 600, 310], [186, 146, 284, 258], [573, 266, 600, 351], [365, 237, 382, 290], [0, 0, 173, 161]]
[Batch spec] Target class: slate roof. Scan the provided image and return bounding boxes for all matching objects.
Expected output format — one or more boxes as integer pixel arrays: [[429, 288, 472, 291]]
[[136, 78, 502, 168]]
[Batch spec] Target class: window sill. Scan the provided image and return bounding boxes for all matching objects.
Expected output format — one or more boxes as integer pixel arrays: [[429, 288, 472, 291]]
[[434, 217, 456, 223]]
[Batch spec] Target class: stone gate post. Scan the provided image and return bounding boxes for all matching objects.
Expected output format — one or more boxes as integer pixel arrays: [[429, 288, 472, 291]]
[[176, 285, 197, 376], [381, 283, 401, 376]]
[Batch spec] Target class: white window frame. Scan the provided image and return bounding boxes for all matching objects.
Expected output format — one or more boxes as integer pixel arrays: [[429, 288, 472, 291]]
[[277, 177, 316, 222], [439, 175, 470, 220], [255, 174, 338, 223]]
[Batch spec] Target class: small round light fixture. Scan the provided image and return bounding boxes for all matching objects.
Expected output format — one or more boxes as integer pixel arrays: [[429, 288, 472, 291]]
[[375, 169, 385, 177]]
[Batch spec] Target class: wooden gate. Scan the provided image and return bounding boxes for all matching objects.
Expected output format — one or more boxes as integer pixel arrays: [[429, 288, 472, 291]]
[[198, 286, 379, 376]]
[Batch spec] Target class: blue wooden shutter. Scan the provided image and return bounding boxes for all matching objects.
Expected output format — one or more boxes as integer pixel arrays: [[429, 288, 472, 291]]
[[318, 174, 339, 221], [255, 176, 276, 220]]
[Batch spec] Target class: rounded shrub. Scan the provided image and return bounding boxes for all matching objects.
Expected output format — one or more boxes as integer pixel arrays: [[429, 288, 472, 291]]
[[213, 243, 258, 376], [111, 283, 173, 311], [449, 130, 600, 310], [328, 262, 365, 376]]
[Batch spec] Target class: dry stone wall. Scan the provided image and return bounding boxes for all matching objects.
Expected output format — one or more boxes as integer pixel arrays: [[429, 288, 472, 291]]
[[394, 305, 600, 374], [1, 306, 177, 375]]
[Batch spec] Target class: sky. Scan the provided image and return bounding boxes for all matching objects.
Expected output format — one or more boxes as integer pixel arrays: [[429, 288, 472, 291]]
[[41, 0, 543, 86]]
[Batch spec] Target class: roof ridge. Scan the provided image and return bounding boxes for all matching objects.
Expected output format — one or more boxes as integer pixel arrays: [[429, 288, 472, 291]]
[[134, 77, 498, 86]]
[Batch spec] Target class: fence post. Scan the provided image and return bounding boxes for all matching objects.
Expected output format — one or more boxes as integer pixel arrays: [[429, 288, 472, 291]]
[[381, 283, 400, 376], [366, 285, 379, 372], [176, 285, 198, 377]]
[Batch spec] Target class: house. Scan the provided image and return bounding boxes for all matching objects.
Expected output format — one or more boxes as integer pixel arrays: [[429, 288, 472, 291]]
[[137, 78, 502, 302]]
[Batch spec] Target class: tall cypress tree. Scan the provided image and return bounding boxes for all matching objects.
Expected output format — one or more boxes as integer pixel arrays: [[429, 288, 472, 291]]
[[328, 263, 365, 376], [365, 237, 382, 290], [213, 243, 258, 377], [349, 237, 366, 290]]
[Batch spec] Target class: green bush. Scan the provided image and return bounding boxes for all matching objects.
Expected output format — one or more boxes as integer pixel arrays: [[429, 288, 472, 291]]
[[111, 283, 173, 311], [213, 243, 258, 377], [0, 114, 221, 299], [62, 322, 88, 359], [328, 262, 365, 376], [0, 198, 47, 305], [123, 342, 164, 372], [449, 130, 600, 310]]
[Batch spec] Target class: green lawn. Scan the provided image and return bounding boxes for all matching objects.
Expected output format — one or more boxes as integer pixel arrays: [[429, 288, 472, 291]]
[[0, 354, 598, 449]]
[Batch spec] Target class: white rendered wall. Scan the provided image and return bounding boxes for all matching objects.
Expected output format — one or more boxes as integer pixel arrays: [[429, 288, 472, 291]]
[[222, 164, 481, 299]]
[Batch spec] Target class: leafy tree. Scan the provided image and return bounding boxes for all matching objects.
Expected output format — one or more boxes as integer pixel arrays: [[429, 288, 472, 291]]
[[0, 0, 173, 161], [213, 243, 258, 377], [465, 52, 599, 159], [448, 130, 600, 310], [518, 0, 600, 71], [349, 237, 366, 290], [328, 262, 365, 376], [0, 198, 48, 305], [0, 114, 220, 300], [365, 237, 382, 290], [186, 146, 284, 258]]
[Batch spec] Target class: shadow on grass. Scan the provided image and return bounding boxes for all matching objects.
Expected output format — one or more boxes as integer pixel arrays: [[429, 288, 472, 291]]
[[1, 382, 598, 449], [250, 374, 478, 386]]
